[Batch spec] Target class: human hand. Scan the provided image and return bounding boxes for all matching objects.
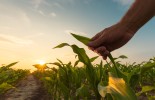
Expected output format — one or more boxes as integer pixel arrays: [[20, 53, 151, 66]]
[[87, 23, 136, 60]]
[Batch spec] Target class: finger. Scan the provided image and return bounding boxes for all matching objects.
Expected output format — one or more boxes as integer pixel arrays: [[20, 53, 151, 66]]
[[94, 46, 106, 56], [105, 45, 113, 52], [103, 50, 110, 57], [88, 36, 106, 48], [95, 46, 109, 59], [91, 32, 102, 41], [94, 46, 109, 58], [102, 51, 109, 60], [100, 50, 109, 58], [102, 56, 107, 60], [95, 46, 106, 54]]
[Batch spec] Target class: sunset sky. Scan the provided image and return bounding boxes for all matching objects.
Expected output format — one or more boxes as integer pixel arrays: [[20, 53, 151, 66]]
[[0, 0, 155, 70]]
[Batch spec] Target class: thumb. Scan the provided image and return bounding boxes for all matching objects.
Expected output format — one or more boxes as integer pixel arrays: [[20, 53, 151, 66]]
[[88, 36, 105, 48]]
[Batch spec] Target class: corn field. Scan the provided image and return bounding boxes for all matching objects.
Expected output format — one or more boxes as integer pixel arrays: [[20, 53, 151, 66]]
[[0, 62, 30, 95], [33, 33, 155, 100]]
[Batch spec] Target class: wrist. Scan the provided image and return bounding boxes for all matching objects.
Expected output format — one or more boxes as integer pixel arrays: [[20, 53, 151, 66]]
[[118, 21, 139, 34]]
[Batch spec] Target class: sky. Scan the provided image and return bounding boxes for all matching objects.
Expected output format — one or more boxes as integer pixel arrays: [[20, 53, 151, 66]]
[[0, 0, 155, 70]]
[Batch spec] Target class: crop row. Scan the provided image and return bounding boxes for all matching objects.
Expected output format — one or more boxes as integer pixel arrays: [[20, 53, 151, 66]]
[[0, 62, 30, 95], [33, 33, 155, 100]]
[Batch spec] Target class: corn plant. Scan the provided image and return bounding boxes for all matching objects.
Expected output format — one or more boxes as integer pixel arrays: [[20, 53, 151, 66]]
[[35, 33, 155, 99], [70, 33, 155, 100], [0, 62, 30, 95]]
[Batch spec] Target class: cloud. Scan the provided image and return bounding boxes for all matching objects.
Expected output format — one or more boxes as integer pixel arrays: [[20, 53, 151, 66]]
[[38, 10, 46, 16], [53, 3, 64, 9], [65, 30, 87, 36], [31, 0, 51, 10], [50, 12, 57, 17], [20, 12, 31, 26], [25, 33, 44, 38], [0, 34, 33, 45], [0, 2, 31, 27], [0, 37, 13, 43], [31, 0, 45, 9], [37, 10, 57, 17], [113, 0, 134, 6]]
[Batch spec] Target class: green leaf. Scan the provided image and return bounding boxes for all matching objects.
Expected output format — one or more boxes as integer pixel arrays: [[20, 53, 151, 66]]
[[136, 86, 155, 96], [57, 59, 65, 65], [70, 33, 90, 45], [118, 55, 128, 59], [141, 62, 155, 75], [0, 83, 14, 94], [129, 74, 140, 89], [99, 61, 104, 81], [90, 56, 99, 62], [5, 62, 18, 68], [74, 60, 80, 67], [98, 73, 137, 100], [108, 54, 127, 81], [70, 33, 127, 79], [141, 86, 155, 93], [69, 44, 100, 98], [58, 80, 70, 97], [76, 84, 90, 97], [50, 62, 64, 70], [71, 45, 90, 66], [53, 43, 70, 49]]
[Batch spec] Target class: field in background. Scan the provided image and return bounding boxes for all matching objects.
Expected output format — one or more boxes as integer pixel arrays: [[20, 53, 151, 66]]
[[0, 34, 155, 100]]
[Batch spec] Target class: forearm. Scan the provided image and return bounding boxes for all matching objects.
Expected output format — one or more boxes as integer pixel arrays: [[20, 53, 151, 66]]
[[119, 0, 155, 33]]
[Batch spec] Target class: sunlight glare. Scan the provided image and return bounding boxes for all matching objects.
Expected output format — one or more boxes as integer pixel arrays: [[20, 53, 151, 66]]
[[39, 60, 46, 65]]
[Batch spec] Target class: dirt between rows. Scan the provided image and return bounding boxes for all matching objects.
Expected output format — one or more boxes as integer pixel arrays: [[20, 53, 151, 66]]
[[1, 74, 49, 100]]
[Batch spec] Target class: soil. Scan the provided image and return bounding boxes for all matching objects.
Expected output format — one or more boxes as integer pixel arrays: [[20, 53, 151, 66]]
[[1, 74, 50, 100]]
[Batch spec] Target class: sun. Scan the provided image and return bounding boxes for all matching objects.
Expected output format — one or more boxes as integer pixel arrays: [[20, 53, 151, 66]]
[[38, 60, 46, 65]]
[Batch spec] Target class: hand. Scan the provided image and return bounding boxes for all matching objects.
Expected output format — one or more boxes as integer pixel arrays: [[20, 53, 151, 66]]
[[87, 23, 136, 60]]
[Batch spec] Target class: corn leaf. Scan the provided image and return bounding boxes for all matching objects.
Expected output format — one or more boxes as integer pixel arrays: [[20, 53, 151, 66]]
[[71, 45, 91, 66], [76, 84, 90, 97], [0, 83, 14, 94], [74, 60, 80, 67], [5, 62, 18, 68], [136, 86, 155, 96], [58, 81, 70, 98], [53, 43, 70, 49], [70, 33, 90, 45], [118, 55, 128, 59], [70, 33, 126, 78], [98, 73, 137, 100], [90, 56, 99, 62], [141, 62, 155, 75]]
